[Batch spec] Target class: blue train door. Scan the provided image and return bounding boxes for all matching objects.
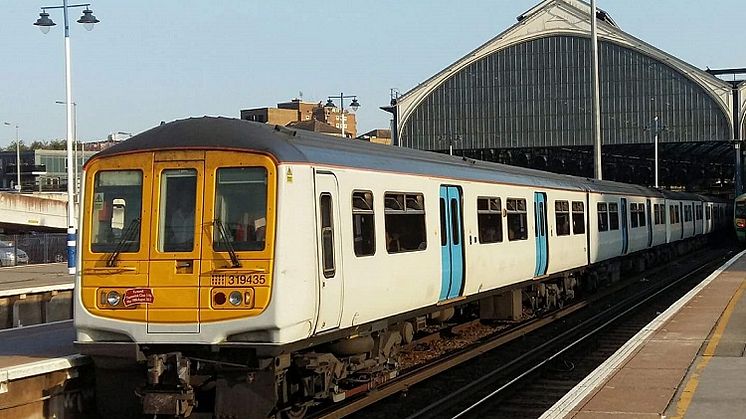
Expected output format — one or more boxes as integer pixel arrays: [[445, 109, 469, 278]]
[[646, 198, 653, 247], [534, 192, 548, 277], [439, 186, 464, 301], [620, 198, 629, 254]]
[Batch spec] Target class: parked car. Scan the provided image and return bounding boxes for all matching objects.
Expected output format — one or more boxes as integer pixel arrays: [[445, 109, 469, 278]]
[[0, 241, 29, 266], [14, 234, 67, 264]]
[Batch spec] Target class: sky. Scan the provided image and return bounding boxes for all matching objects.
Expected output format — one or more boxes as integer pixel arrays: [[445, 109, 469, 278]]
[[1, 0, 744, 147]]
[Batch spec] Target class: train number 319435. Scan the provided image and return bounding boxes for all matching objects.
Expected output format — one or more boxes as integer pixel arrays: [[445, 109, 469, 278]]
[[211, 274, 267, 286]]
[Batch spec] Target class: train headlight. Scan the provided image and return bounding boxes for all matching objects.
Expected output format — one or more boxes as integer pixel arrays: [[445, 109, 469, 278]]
[[229, 291, 242, 306], [106, 291, 121, 306]]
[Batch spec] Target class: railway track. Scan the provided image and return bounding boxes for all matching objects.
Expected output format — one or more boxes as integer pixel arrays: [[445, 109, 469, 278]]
[[312, 244, 734, 419]]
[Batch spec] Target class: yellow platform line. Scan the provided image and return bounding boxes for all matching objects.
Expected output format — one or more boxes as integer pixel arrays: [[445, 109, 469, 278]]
[[670, 279, 746, 419]]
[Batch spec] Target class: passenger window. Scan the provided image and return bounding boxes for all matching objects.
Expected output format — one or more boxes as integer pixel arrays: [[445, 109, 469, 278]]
[[507, 198, 528, 241], [213, 167, 268, 252], [653, 204, 660, 225], [706, 206, 711, 220], [630, 203, 639, 228], [598, 202, 608, 232], [555, 200, 570, 236], [477, 197, 503, 244], [352, 191, 375, 257], [159, 169, 197, 252], [670, 205, 675, 224], [440, 198, 447, 246], [320, 194, 335, 278], [91, 170, 143, 253], [450, 199, 460, 245], [637, 204, 646, 227], [385, 192, 427, 253], [572, 201, 585, 234], [608, 203, 619, 230]]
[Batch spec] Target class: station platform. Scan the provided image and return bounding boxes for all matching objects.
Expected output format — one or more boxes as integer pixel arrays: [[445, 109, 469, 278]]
[[0, 320, 89, 417], [0, 263, 71, 297], [542, 249, 746, 419]]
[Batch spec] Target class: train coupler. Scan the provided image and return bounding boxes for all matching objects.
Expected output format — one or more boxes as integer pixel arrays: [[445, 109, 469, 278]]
[[141, 352, 196, 417]]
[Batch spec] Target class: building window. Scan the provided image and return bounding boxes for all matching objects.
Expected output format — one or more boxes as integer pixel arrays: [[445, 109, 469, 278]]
[[384, 192, 426, 253], [506, 198, 527, 241], [609, 202, 619, 230], [555, 200, 570, 236], [352, 191, 375, 257], [598, 202, 609, 232], [572, 201, 585, 234], [477, 197, 503, 243]]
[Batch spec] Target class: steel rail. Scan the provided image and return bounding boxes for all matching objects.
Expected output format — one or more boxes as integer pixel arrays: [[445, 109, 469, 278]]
[[446, 250, 733, 419]]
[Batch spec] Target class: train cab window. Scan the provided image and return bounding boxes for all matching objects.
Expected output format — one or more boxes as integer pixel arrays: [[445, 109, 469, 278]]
[[384, 192, 426, 253], [638, 203, 646, 227], [630, 203, 639, 228], [555, 200, 570, 236], [159, 169, 197, 252], [319, 194, 335, 278], [572, 201, 585, 234], [506, 198, 528, 241], [608, 203, 619, 230], [213, 167, 268, 252], [477, 197, 503, 243], [352, 191, 375, 257], [91, 170, 143, 253], [597, 202, 609, 232]]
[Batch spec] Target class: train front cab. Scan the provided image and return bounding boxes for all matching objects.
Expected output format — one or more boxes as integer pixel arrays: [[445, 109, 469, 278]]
[[76, 149, 280, 346], [735, 195, 746, 243]]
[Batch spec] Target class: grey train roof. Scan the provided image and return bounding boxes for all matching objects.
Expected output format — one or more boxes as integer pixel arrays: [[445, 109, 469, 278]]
[[94, 117, 695, 199]]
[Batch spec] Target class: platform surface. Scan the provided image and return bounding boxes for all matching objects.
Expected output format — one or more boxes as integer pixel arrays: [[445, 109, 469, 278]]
[[540, 249, 746, 419], [0, 320, 85, 381], [0, 263, 71, 296]]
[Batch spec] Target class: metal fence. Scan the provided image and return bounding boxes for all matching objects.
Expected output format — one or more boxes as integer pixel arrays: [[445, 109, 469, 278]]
[[0, 233, 67, 267]]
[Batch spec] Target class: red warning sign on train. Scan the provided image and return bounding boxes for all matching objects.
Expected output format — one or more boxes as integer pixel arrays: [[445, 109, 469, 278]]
[[123, 288, 154, 307]]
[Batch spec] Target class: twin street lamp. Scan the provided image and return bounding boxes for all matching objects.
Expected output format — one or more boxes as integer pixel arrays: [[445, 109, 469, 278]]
[[34, 1, 99, 275], [324, 93, 360, 138]]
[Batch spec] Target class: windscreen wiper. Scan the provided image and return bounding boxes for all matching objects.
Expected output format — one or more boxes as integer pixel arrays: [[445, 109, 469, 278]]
[[107, 218, 141, 267], [214, 219, 241, 268]]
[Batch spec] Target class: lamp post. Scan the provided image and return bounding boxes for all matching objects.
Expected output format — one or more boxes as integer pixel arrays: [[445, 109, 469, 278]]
[[590, 0, 603, 180], [324, 93, 360, 138], [34, 1, 99, 275], [55, 101, 79, 198], [2, 123, 20, 192]]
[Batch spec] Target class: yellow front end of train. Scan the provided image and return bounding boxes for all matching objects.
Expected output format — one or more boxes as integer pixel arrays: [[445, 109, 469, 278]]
[[80, 149, 276, 333]]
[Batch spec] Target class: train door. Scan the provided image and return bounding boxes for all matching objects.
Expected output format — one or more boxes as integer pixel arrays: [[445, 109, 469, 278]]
[[646, 199, 653, 247], [620, 198, 629, 254], [439, 186, 465, 301], [533, 192, 548, 277], [679, 202, 684, 239], [147, 156, 205, 334], [314, 171, 343, 332]]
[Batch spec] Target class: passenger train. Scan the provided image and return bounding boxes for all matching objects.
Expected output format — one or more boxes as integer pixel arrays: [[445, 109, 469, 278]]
[[74, 117, 729, 418]]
